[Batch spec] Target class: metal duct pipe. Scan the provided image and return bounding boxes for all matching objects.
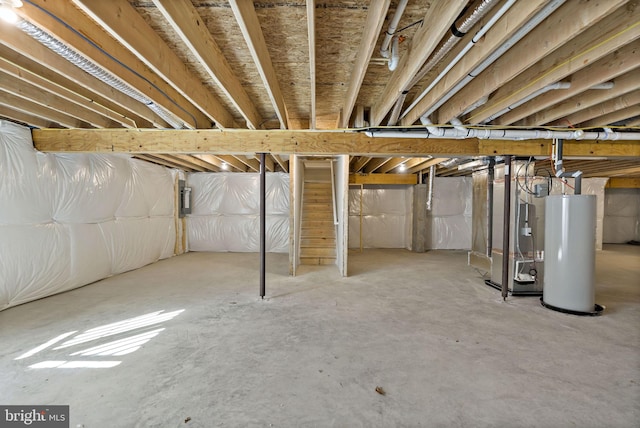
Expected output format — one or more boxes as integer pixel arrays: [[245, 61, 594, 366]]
[[386, 0, 500, 125], [402, 0, 565, 123], [16, 20, 184, 129], [426, 164, 435, 211], [380, 0, 409, 59], [364, 127, 639, 140], [553, 138, 583, 195]]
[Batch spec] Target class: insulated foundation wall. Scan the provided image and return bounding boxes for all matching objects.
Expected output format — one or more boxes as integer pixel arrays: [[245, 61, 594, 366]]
[[186, 172, 289, 252], [604, 188, 640, 243], [0, 121, 176, 311], [427, 177, 473, 250], [348, 186, 413, 249]]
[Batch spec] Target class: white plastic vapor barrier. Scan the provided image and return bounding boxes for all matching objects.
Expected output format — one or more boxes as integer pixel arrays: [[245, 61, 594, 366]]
[[604, 188, 640, 243], [186, 172, 289, 252], [0, 120, 176, 311], [348, 186, 413, 249], [427, 177, 472, 250]]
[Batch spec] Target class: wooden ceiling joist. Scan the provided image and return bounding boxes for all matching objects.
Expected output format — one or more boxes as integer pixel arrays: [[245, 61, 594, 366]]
[[559, 89, 640, 127], [363, 157, 392, 174], [0, 70, 119, 128], [0, 89, 91, 129], [406, 158, 448, 174], [0, 105, 56, 129], [0, 25, 164, 128], [340, 0, 391, 128], [306, 0, 316, 129], [400, 0, 557, 126], [352, 156, 373, 173], [153, 0, 262, 130], [441, 0, 629, 124], [15, 0, 211, 129], [581, 105, 640, 128], [229, 0, 289, 129], [370, 0, 468, 127], [0, 56, 136, 129], [71, 0, 235, 128], [496, 41, 640, 125], [376, 158, 410, 174], [32, 129, 640, 158]]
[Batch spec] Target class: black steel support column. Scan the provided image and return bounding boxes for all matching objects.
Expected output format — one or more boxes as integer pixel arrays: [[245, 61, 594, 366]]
[[501, 156, 512, 301], [487, 157, 495, 257], [259, 152, 266, 299]]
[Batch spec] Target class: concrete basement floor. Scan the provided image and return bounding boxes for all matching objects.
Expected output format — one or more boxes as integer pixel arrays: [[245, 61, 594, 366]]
[[0, 245, 638, 427]]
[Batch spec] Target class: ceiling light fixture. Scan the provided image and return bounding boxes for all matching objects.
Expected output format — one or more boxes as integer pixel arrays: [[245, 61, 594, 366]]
[[398, 164, 407, 172], [0, 0, 22, 24], [221, 162, 228, 170]]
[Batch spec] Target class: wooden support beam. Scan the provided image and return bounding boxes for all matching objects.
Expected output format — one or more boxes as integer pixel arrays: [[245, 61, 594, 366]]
[[340, 0, 391, 128], [307, 0, 316, 129], [559, 89, 640, 127], [581, 105, 640, 128], [229, 0, 289, 129], [496, 41, 640, 125], [0, 56, 137, 128], [350, 174, 417, 185], [31, 129, 640, 158], [370, 0, 467, 126], [363, 157, 392, 173], [0, 30, 159, 128], [0, 90, 91, 128], [72, 0, 234, 128], [352, 156, 373, 173], [0, 105, 56, 128], [462, 3, 637, 124], [153, 154, 209, 172], [400, 0, 555, 126], [154, 0, 262, 129], [17, 0, 211, 128], [0, 70, 118, 128], [607, 177, 640, 188], [586, 165, 640, 177], [441, 0, 628, 124]]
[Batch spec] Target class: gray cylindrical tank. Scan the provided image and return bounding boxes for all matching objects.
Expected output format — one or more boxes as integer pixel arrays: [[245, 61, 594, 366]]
[[543, 195, 596, 312]]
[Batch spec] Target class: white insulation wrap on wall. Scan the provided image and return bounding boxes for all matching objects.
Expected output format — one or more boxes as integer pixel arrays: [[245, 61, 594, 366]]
[[348, 186, 413, 249], [604, 188, 640, 243], [427, 177, 472, 250], [186, 172, 289, 252], [0, 120, 176, 311]]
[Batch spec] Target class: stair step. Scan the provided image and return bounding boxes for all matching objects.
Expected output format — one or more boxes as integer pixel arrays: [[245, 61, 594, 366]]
[[301, 229, 335, 238], [303, 213, 333, 221], [300, 247, 336, 257], [304, 202, 332, 210], [304, 182, 332, 188], [301, 220, 335, 228], [300, 257, 336, 265], [303, 197, 332, 203], [301, 237, 336, 247]]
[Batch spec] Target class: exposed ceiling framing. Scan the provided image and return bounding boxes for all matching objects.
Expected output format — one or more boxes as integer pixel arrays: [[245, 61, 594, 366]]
[[0, 0, 637, 178]]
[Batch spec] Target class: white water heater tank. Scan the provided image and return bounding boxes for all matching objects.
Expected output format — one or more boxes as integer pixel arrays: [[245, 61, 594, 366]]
[[543, 195, 597, 313]]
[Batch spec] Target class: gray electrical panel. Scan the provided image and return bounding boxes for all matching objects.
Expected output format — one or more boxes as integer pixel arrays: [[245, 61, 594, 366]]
[[178, 180, 191, 217]]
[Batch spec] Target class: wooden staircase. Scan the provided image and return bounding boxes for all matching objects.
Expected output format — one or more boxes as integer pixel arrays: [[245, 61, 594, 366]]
[[300, 181, 336, 265]]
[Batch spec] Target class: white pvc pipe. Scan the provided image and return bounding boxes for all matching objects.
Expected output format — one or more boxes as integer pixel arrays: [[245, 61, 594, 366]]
[[419, 115, 444, 136], [380, 0, 409, 59], [364, 127, 639, 140], [388, 36, 400, 71], [401, 0, 565, 123]]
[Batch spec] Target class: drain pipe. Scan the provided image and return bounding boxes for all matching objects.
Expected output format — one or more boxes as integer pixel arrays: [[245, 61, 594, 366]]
[[426, 164, 435, 211], [386, 0, 500, 125], [501, 156, 512, 300], [402, 0, 565, 123], [380, 0, 408, 60], [363, 127, 639, 140], [420, 115, 444, 136], [450, 117, 467, 132], [481, 82, 614, 124], [388, 36, 400, 71], [553, 138, 583, 194]]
